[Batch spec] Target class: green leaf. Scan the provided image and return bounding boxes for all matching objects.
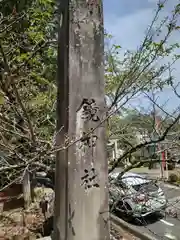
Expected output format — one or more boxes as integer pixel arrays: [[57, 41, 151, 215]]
[[157, 3, 164, 9], [114, 45, 121, 49], [175, 26, 180, 30], [0, 93, 5, 105]]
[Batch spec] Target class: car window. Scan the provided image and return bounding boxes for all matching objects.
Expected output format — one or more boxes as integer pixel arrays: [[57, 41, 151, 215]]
[[132, 181, 158, 192]]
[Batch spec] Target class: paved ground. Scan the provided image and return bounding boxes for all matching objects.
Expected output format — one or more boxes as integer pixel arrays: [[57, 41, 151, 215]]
[[136, 183, 180, 240], [113, 167, 180, 180], [113, 168, 180, 240], [131, 167, 180, 181]]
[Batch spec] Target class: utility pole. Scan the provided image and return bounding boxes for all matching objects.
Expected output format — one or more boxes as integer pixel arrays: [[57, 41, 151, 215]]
[[151, 91, 159, 170], [54, 1, 110, 240], [165, 143, 169, 179], [155, 114, 164, 178], [151, 90, 164, 177]]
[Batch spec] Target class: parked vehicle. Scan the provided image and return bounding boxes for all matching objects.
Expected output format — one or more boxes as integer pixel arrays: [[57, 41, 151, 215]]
[[109, 172, 167, 220]]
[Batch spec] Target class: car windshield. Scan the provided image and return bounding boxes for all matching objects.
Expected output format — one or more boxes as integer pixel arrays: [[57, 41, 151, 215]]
[[132, 181, 159, 192]]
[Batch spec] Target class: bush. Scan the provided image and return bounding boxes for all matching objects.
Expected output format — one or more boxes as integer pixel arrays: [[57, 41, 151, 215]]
[[167, 162, 175, 170], [168, 173, 178, 183]]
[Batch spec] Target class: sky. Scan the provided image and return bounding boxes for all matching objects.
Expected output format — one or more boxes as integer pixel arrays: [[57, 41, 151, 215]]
[[103, 0, 180, 114]]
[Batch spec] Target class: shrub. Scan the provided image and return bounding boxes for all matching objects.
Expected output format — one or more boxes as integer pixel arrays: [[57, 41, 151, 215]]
[[168, 173, 178, 183], [167, 162, 175, 170]]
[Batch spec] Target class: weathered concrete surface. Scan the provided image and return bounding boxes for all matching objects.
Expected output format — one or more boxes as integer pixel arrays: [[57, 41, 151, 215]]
[[54, 0, 109, 240]]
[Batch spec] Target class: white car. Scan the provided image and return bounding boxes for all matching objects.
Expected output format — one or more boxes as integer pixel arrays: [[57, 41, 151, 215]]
[[109, 172, 167, 219]]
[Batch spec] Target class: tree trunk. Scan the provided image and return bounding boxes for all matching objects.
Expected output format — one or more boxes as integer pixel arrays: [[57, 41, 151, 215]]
[[23, 169, 31, 209], [54, 0, 110, 240]]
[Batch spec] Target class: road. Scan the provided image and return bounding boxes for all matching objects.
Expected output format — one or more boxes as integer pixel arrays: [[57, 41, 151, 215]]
[[113, 168, 180, 240], [132, 183, 180, 240]]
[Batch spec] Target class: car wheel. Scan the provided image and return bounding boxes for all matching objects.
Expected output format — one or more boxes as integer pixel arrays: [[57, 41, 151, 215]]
[[124, 202, 133, 222], [116, 201, 133, 222]]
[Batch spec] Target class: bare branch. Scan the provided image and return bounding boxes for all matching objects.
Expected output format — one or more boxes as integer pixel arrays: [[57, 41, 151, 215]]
[[0, 43, 36, 142], [108, 113, 180, 173]]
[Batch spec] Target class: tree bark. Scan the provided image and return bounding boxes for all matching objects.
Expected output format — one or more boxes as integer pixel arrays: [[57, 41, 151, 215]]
[[54, 1, 110, 239], [23, 169, 31, 209]]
